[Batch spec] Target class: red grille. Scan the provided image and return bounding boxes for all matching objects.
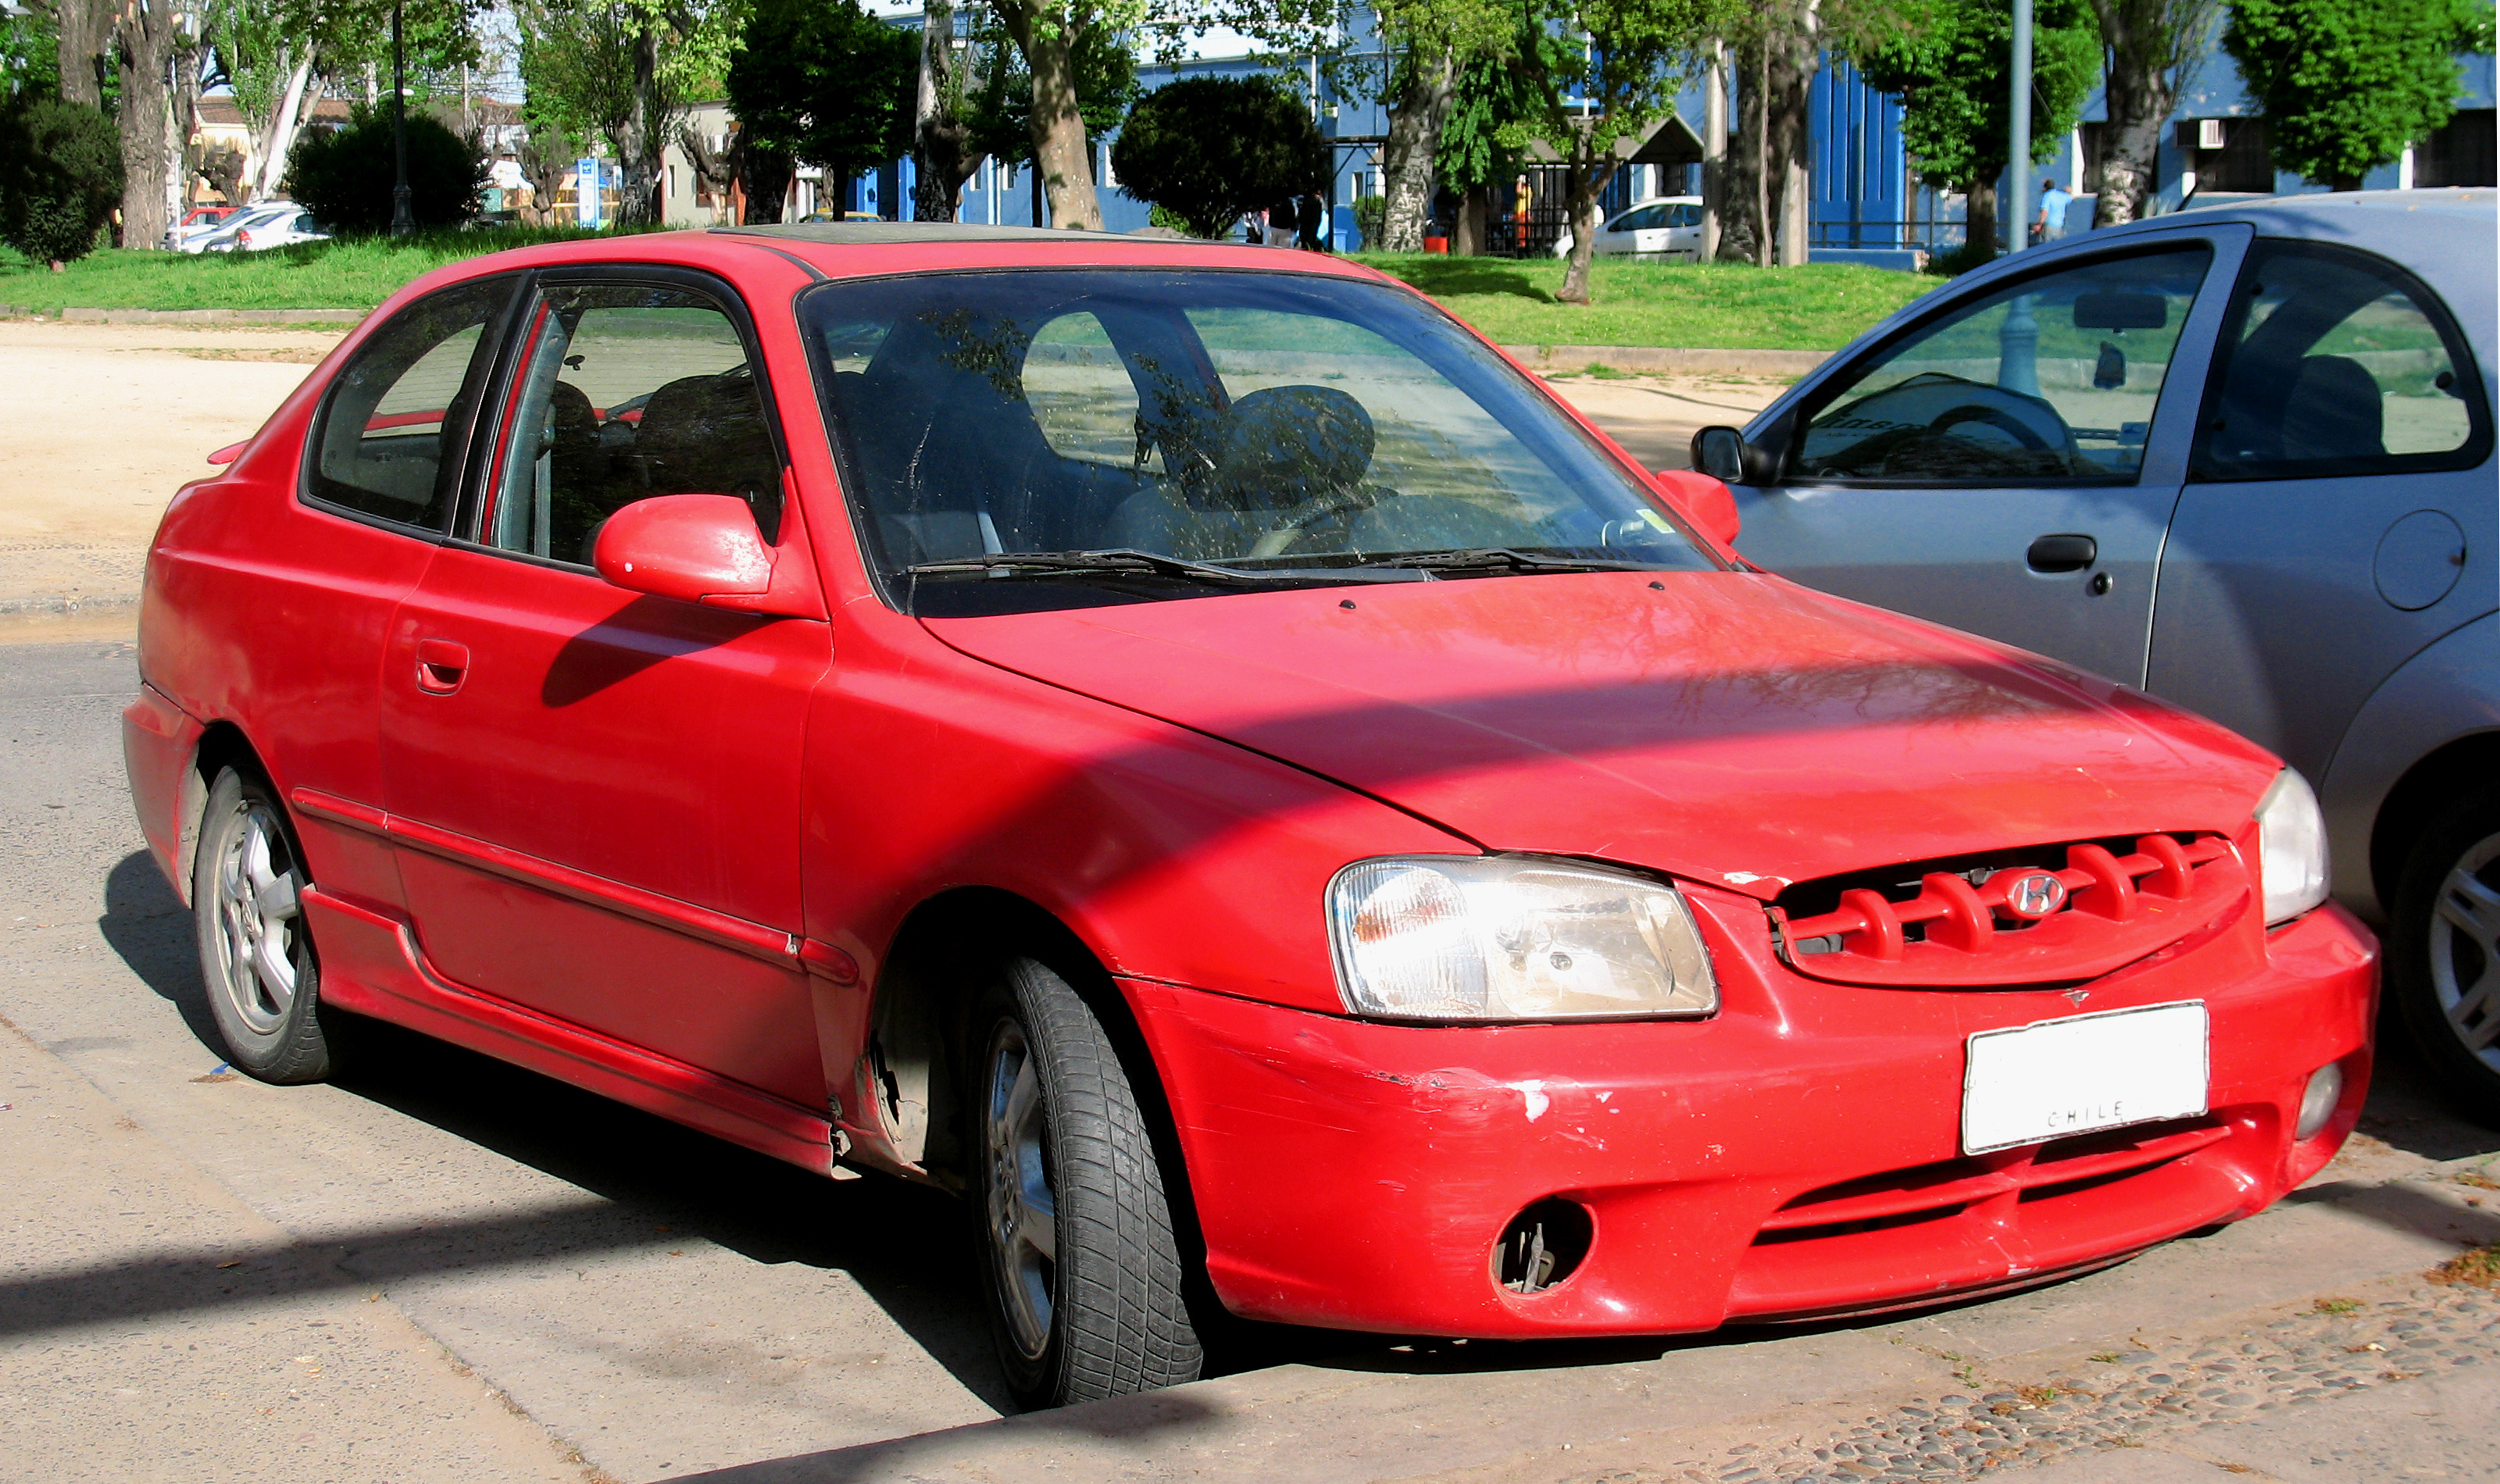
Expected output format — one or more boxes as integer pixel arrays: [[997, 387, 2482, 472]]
[[1773, 834, 2245, 986]]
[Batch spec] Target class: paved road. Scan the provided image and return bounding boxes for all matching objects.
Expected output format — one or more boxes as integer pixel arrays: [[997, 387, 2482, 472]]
[[2, 639, 2495, 1484]]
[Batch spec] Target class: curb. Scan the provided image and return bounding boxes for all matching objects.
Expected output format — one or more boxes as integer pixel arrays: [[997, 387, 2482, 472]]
[[0, 592, 141, 619], [1503, 344, 1829, 378], [0, 305, 365, 326]]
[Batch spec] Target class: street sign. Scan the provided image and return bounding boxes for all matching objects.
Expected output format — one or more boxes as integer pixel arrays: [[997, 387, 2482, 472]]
[[577, 158, 602, 227]]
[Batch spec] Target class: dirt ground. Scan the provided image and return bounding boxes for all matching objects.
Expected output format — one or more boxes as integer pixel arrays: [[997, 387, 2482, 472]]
[[0, 321, 1788, 639]]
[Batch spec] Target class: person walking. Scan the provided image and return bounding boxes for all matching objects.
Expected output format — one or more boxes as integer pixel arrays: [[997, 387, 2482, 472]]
[[1512, 173, 1533, 252], [2034, 178, 2073, 244], [1266, 197, 1298, 248], [1296, 191, 1330, 253]]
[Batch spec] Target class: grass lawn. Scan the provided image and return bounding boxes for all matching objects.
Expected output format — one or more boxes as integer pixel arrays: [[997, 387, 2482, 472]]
[[1359, 254, 1938, 351], [0, 227, 622, 314], [5, 231, 1938, 351]]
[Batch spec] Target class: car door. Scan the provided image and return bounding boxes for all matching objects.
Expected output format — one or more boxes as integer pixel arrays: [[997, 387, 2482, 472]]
[[1730, 228, 2247, 686], [377, 268, 833, 1105], [2145, 237, 2496, 779]]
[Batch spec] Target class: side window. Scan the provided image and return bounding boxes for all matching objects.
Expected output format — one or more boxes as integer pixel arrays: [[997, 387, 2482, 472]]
[[1023, 311, 1145, 469], [1791, 245, 2212, 483], [484, 283, 780, 565], [1666, 203, 1702, 227], [306, 278, 509, 530], [2192, 241, 2491, 481]]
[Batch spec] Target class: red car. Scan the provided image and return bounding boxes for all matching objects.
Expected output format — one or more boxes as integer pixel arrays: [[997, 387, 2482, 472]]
[[124, 227, 2376, 1410]]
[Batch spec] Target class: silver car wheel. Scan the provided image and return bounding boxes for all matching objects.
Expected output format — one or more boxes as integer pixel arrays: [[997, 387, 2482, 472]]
[[209, 795, 303, 1037], [980, 1018, 1058, 1362], [2427, 831, 2500, 1073]]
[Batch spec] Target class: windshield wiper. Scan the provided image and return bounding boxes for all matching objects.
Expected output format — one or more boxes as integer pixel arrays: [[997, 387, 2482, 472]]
[[900, 549, 1432, 584], [1357, 548, 1659, 574]]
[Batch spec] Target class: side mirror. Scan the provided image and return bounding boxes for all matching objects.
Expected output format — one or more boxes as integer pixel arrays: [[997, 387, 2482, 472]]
[[1650, 468, 1741, 549], [594, 494, 809, 616], [1691, 425, 1750, 484]]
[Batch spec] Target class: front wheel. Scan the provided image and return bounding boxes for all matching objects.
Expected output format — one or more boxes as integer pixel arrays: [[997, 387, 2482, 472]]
[[966, 958, 1202, 1409], [193, 766, 335, 1084], [2388, 789, 2500, 1120]]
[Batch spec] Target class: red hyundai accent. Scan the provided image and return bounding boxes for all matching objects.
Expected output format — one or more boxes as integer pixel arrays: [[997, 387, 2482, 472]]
[[124, 226, 2376, 1409]]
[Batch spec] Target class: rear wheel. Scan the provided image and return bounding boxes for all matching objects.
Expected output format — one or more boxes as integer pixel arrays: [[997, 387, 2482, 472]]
[[193, 767, 334, 1084], [2388, 789, 2500, 1120], [966, 957, 1201, 1409]]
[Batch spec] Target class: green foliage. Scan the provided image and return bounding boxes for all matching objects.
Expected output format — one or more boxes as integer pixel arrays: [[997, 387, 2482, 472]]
[[1437, 48, 1536, 192], [1352, 193, 1389, 248], [0, 95, 123, 266], [1110, 74, 1327, 237], [1848, 0, 2101, 190], [2224, 0, 2495, 188], [284, 106, 484, 234], [2, 4, 62, 98], [727, 0, 917, 184], [0, 224, 646, 312], [952, 8, 1138, 169], [1511, 0, 1742, 170]]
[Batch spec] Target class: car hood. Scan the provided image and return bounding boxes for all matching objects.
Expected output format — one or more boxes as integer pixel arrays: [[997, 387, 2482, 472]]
[[921, 571, 2278, 897]]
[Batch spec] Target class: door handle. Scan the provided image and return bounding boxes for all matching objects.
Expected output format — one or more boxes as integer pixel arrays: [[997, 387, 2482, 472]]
[[2027, 533, 2098, 573], [414, 638, 470, 695]]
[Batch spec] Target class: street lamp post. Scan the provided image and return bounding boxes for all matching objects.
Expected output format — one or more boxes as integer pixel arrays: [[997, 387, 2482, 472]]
[[2007, 0, 2032, 253], [390, 0, 413, 237]]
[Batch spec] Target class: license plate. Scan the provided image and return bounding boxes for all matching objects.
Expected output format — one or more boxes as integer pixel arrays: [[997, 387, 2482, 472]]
[[1962, 1002, 2209, 1155]]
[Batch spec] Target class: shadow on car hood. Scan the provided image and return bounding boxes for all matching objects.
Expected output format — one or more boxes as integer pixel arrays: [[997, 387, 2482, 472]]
[[920, 570, 2279, 897]]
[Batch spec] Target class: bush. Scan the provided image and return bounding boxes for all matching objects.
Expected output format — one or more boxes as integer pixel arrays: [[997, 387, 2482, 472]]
[[1110, 76, 1327, 238], [284, 105, 482, 236], [1351, 194, 1388, 251], [0, 95, 123, 267]]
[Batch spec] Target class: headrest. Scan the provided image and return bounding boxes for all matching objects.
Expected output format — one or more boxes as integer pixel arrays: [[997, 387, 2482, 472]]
[[1216, 385, 1376, 509]]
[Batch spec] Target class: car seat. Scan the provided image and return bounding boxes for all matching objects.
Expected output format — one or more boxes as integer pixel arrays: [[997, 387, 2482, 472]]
[[2279, 355, 2386, 462]]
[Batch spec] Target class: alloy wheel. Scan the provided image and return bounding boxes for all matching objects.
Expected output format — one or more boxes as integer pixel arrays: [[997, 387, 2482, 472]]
[[210, 796, 303, 1036], [2426, 831, 2500, 1076], [981, 1018, 1059, 1361]]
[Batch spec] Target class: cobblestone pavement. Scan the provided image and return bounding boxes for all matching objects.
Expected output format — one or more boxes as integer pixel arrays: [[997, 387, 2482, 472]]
[[1607, 1256, 2498, 1484]]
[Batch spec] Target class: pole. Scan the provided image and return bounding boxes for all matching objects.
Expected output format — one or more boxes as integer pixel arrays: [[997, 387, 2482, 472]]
[[1701, 37, 1725, 262], [390, 0, 412, 237], [2006, 0, 2031, 253]]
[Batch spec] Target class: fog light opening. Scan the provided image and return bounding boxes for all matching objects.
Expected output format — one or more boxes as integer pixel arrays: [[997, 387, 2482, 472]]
[[1493, 1197, 1593, 1296], [2296, 1062, 2344, 1142]]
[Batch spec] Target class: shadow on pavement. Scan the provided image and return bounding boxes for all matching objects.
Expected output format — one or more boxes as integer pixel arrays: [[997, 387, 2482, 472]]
[[96, 848, 223, 1058]]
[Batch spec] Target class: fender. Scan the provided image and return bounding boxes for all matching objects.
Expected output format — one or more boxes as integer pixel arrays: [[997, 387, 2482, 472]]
[[2316, 610, 2500, 921]]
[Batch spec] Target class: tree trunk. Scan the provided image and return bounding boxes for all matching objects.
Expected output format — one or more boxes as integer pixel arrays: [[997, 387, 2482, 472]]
[[1964, 173, 2000, 258], [257, 53, 317, 199], [114, 18, 177, 251], [1716, 37, 1766, 264], [1555, 158, 1605, 304], [1378, 48, 1457, 253], [741, 149, 792, 224], [912, 0, 983, 221], [172, 41, 204, 224], [1455, 186, 1487, 254], [615, 23, 665, 227], [1699, 37, 1726, 262], [52, 0, 109, 107], [1765, 1, 1819, 266], [2087, 0, 2198, 227], [2330, 171, 2363, 193], [998, 2, 1103, 230]]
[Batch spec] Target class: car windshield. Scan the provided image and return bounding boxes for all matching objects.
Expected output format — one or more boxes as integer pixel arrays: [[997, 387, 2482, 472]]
[[801, 268, 1718, 615]]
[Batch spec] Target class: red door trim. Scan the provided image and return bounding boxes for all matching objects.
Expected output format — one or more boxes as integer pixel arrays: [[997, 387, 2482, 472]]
[[290, 787, 801, 965]]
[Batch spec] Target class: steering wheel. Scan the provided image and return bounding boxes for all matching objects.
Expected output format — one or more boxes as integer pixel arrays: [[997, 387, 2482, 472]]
[[1925, 403, 2052, 451], [1248, 487, 1380, 558]]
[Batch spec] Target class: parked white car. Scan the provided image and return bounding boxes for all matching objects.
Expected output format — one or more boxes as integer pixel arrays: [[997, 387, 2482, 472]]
[[228, 207, 330, 251], [1552, 196, 1704, 260], [182, 202, 310, 255]]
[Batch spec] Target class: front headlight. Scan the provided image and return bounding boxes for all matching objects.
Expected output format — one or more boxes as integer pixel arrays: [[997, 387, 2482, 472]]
[[2255, 769, 2330, 926], [1325, 855, 1718, 1022]]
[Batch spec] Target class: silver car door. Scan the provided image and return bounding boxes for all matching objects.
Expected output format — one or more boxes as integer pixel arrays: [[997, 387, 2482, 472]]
[[1730, 226, 2250, 686], [2146, 234, 2497, 779]]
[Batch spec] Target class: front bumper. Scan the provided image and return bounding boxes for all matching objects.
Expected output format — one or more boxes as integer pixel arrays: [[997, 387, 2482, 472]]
[[1122, 900, 2376, 1339]]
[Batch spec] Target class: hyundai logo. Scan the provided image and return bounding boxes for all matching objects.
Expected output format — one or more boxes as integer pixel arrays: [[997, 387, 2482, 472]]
[[1998, 871, 2069, 919]]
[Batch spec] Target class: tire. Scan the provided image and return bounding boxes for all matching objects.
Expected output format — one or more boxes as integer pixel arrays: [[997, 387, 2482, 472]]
[[965, 957, 1202, 1409], [2388, 787, 2500, 1121], [192, 766, 335, 1084]]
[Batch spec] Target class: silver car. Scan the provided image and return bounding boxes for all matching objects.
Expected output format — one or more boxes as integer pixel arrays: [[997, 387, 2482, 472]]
[[1695, 190, 2498, 1114]]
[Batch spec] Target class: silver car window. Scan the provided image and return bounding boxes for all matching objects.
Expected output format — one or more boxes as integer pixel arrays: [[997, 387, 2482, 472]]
[[1791, 245, 2212, 484], [2191, 240, 2491, 481]]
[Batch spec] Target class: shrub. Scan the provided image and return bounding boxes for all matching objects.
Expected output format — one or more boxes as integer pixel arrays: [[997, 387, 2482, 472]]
[[1110, 76, 1327, 238], [0, 95, 123, 267], [284, 105, 482, 236], [1351, 194, 1388, 251]]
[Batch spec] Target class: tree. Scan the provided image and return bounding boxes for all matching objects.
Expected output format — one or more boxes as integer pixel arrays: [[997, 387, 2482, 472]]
[[1435, 46, 1534, 251], [2223, 0, 2495, 191], [985, 0, 1145, 230], [1110, 73, 1324, 236], [912, 0, 980, 219], [284, 103, 483, 231], [3, 2, 66, 98], [1848, 0, 2098, 261], [520, 0, 734, 226], [727, 0, 916, 217], [1510, 0, 1744, 303], [2086, 0, 2223, 225], [0, 93, 122, 266]]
